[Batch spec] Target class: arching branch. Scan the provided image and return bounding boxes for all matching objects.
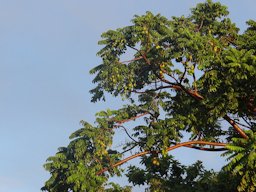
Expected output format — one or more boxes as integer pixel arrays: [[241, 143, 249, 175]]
[[169, 142, 227, 152], [187, 146, 227, 151], [97, 140, 226, 175]]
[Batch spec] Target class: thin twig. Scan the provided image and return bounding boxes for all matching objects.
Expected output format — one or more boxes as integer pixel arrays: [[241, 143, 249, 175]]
[[180, 66, 187, 83], [121, 144, 138, 154], [233, 119, 252, 129], [192, 63, 197, 92], [120, 125, 140, 144], [242, 116, 252, 127]]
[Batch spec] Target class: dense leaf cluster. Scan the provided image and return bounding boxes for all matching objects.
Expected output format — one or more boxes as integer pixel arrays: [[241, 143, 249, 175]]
[[127, 156, 239, 192]]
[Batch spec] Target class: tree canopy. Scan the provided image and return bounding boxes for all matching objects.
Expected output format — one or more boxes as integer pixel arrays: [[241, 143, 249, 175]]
[[42, 1, 256, 191]]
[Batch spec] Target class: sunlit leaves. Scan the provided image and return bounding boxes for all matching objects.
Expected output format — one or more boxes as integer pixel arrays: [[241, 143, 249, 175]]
[[43, 1, 256, 191], [223, 130, 256, 192]]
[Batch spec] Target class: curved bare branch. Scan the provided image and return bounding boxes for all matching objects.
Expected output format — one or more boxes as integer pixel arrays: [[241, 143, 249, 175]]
[[97, 140, 226, 175]]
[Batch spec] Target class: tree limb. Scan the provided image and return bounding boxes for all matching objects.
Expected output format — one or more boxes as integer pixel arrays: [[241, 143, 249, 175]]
[[169, 141, 227, 152], [114, 112, 149, 127], [97, 140, 226, 175], [224, 115, 248, 139]]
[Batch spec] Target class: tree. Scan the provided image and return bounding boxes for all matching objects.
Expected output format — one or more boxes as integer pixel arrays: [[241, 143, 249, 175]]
[[42, 1, 256, 191]]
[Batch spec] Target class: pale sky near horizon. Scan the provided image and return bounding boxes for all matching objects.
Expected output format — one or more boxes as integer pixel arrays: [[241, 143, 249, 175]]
[[0, 1, 255, 191]]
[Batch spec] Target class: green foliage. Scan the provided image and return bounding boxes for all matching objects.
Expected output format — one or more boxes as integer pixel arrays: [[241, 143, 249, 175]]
[[42, 120, 122, 192], [127, 155, 239, 192], [43, 1, 256, 191], [105, 183, 132, 192], [223, 130, 256, 192]]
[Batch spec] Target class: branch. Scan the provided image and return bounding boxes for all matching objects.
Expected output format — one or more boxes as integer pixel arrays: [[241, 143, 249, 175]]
[[179, 83, 204, 100], [174, 87, 247, 139], [127, 45, 150, 65], [170, 141, 227, 152], [224, 115, 248, 139], [128, 45, 185, 88], [118, 56, 143, 64], [161, 68, 179, 82], [195, 20, 204, 32], [242, 116, 252, 127], [133, 47, 176, 86], [120, 125, 140, 144], [157, 73, 174, 85], [186, 145, 227, 152], [132, 82, 204, 102], [232, 119, 252, 129], [179, 66, 187, 83], [97, 140, 226, 175], [173, 85, 248, 139], [192, 64, 197, 92], [132, 85, 182, 94], [121, 144, 137, 154], [114, 112, 149, 127]]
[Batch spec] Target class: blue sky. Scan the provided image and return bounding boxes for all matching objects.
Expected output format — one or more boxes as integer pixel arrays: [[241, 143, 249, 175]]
[[0, 1, 255, 191]]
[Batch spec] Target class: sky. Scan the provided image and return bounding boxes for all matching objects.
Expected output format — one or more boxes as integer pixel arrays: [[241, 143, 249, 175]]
[[0, 1, 255, 191]]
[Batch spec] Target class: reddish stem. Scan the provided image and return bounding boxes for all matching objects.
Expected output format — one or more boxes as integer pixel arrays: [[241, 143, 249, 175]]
[[97, 140, 226, 175], [224, 115, 248, 139], [114, 112, 149, 127]]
